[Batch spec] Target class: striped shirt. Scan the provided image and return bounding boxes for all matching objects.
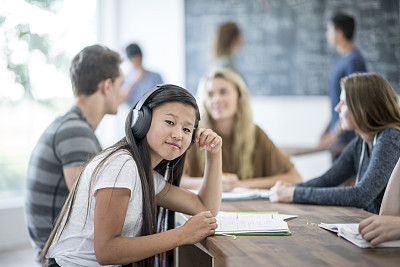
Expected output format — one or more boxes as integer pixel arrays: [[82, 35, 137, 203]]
[[25, 106, 102, 262]]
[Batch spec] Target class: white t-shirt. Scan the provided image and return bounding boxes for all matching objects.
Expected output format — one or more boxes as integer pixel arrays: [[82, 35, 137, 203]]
[[47, 149, 166, 267]]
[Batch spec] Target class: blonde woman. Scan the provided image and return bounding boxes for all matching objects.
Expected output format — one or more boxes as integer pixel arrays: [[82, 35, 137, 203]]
[[181, 68, 301, 192], [270, 73, 400, 214]]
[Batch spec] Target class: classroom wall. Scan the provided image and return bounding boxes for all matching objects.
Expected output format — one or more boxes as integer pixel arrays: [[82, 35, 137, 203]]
[[98, 0, 185, 86], [0, 0, 336, 252], [0, 199, 31, 252], [251, 96, 333, 180], [95, 0, 186, 148]]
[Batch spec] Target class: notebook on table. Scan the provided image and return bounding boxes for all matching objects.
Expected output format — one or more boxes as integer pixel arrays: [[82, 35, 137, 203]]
[[319, 223, 400, 248]]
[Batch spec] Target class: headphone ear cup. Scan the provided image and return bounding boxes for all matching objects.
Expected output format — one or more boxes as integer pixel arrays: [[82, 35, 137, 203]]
[[131, 106, 152, 139]]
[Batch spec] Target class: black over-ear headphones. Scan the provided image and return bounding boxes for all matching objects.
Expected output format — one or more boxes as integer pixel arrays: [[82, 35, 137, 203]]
[[131, 84, 199, 149]]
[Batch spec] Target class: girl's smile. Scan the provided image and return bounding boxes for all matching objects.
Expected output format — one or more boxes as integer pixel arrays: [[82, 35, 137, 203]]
[[166, 142, 181, 149]]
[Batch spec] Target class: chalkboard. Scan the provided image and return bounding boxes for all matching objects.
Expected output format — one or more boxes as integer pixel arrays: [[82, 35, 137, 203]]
[[185, 0, 400, 96]]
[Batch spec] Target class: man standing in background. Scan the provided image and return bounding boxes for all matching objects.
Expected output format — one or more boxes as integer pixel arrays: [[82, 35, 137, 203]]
[[25, 44, 124, 264], [318, 13, 367, 158], [122, 43, 163, 107]]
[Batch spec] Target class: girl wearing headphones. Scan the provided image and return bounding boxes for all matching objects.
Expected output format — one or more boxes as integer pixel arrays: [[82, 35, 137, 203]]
[[270, 73, 400, 214], [40, 85, 222, 267], [181, 68, 302, 192]]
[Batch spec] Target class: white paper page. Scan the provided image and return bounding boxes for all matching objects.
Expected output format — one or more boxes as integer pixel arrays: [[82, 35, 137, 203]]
[[215, 212, 289, 233], [339, 224, 400, 248], [318, 223, 339, 233], [319, 223, 400, 248], [188, 187, 271, 200]]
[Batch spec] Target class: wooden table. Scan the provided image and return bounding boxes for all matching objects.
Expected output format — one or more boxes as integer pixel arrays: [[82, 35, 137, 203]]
[[176, 200, 400, 266]]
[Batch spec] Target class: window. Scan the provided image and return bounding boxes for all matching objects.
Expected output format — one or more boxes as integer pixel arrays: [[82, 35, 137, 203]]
[[0, 0, 96, 201]]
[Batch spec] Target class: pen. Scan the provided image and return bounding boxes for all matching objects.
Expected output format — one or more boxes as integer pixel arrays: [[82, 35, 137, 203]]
[[219, 233, 237, 239]]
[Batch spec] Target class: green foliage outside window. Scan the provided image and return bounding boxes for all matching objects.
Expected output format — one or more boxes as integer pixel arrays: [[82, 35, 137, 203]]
[[0, 0, 96, 200]]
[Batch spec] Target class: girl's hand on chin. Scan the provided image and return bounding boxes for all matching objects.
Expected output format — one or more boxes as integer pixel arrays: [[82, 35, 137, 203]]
[[194, 128, 222, 153]]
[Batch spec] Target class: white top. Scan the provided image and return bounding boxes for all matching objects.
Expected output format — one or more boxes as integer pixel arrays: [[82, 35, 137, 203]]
[[47, 149, 166, 267]]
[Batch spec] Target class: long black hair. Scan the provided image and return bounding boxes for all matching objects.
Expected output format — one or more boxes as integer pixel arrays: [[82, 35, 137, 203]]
[[40, 85, 200, 267], [125, 85, 200, 266]]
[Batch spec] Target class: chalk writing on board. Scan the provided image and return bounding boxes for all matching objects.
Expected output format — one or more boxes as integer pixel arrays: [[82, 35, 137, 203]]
[[185, 0, 400, 96]]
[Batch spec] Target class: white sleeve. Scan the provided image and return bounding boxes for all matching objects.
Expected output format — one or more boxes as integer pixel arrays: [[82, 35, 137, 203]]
[[93, 152, 138, 197], [153, 171, 166, 194]]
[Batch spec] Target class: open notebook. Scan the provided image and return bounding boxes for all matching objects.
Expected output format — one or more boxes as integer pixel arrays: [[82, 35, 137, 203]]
[[215, 211, 295, 236], [178, 211, 296, 236], [319, 223, 400, 248]]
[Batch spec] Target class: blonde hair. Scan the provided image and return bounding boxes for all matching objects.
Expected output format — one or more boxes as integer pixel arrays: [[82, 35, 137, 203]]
[[341, 72, 400, 134], [196, 68, 255, 179], [212, 22, 241, 59]]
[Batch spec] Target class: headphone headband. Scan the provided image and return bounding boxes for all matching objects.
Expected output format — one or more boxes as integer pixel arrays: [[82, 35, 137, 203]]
[[131, 84, 199, 147], [135, 84, 164, 110]]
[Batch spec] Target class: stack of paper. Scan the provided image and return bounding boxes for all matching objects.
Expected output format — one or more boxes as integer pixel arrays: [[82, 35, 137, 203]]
[[220, 187, 271, 201], [319, 223, 400, 248], [189, 187, 271, 201], [214, 211, 295, 236]]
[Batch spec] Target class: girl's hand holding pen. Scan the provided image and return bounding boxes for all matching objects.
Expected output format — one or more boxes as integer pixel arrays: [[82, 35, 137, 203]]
[[179, 211, 218, 244]]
